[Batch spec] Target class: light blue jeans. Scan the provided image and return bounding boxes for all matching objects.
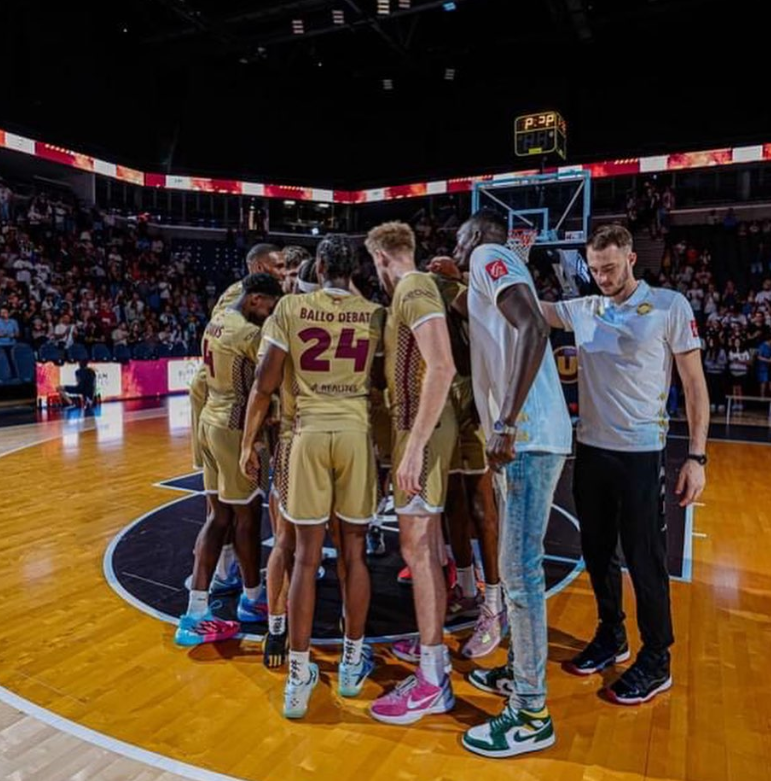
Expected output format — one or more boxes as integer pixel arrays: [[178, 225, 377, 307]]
[[497, 451, 566, 711]]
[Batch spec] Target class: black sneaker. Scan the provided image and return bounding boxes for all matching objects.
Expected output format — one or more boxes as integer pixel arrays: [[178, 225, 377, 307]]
[[263, 631, 288, 669], [606, 649, 672, 705], [564, 623, 630, 676]]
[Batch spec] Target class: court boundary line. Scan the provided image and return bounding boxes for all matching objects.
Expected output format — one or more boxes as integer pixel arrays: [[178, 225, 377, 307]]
[[0, 685, 248, 781]]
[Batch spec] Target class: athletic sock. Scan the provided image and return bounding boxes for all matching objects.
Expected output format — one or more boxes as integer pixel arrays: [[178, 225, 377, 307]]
[[484, 582, 503, 615], [288, 650, 311, 684], [244, 586, 261, 602], [342, 636, 363, 666], [420, 644, 446, 687], [269, 613, 286, 635], [187, 590, 208, 618]]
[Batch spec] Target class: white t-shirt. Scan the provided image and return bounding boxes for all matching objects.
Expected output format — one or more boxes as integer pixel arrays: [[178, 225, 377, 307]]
[[467, 244, 572, 455], [756, 289, 771, 305], [554, 281, 701, 452]]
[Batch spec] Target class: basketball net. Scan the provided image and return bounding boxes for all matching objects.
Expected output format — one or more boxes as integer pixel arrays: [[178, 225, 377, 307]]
[[506, 228, 539, 263]]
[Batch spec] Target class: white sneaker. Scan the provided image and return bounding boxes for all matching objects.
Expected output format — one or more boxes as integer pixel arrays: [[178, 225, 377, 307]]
[[283, 663, 320, 719]]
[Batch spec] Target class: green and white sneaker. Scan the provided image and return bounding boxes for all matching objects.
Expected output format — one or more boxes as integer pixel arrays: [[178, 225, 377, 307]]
[[462, 703, 555, 758], [467, 664, 514, 696]]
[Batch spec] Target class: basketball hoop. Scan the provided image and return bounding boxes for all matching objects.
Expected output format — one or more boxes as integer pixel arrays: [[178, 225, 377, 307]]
[[506, 228, 539, 262]]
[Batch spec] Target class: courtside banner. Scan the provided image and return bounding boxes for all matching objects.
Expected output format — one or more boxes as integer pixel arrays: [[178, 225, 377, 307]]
[[36, 358, 202, 403]]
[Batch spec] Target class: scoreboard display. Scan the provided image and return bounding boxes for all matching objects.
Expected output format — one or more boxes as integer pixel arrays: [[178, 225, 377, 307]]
[[515, 111, 567, 159]]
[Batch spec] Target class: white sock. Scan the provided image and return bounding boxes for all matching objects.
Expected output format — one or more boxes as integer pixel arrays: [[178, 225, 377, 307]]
[[457, 566, 477, 599], [215, 544, 235, 580], [420, 644, 446, 687], [269, 613, 286, 635], [187, 590, 208, 618], [288, 650, 311, 684], [343, 636, 363, 666], [244, 586, 261, 602], [485, 583, 503, 615]]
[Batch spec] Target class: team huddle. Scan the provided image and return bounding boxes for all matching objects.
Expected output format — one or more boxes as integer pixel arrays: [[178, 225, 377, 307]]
[[175, 213, 709, 760]]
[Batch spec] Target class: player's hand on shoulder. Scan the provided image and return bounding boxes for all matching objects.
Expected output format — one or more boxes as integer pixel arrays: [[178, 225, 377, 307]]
[[428, 257, 461, 280]]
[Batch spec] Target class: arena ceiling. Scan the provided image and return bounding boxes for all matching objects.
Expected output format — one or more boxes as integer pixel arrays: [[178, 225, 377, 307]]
[[2, 0, 769, 188]]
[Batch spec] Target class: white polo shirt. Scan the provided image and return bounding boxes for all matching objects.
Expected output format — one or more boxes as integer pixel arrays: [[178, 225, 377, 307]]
[[554, 281, 701, 452], [468, 244, 572, 455]]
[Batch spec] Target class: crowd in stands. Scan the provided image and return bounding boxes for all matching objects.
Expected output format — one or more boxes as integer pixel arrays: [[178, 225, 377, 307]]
[[639, 217, 771, 410], [0, 180, 229, 363], [3, 172, 771, 416]]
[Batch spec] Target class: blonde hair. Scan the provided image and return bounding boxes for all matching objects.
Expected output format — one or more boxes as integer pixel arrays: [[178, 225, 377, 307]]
[[365, 221, 416, 257]]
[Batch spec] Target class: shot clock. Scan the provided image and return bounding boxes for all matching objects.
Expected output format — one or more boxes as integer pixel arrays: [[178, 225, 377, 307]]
[[515, 111, 567, 160]]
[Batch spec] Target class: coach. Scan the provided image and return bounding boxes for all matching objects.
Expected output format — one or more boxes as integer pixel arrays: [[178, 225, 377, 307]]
[[542, 224, 709, 706]]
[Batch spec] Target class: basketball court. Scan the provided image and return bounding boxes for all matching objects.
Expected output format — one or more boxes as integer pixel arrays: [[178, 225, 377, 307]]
[[0, 400, 769, 781]]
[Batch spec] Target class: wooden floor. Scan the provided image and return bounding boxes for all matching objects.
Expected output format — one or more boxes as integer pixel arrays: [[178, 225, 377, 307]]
[[0, 403, 769, 781]]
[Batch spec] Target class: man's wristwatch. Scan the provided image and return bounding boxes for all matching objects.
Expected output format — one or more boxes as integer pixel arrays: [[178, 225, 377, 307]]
[[493, 420, 518, 436], [686, 453, 708, 466]]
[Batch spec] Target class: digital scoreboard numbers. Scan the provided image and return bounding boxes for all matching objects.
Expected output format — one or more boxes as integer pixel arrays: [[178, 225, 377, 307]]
[[515, 111, 567, 159]]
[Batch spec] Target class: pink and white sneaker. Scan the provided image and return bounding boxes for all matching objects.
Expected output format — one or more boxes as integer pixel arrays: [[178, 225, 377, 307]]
[[392, 636, 421, 664], [370, 669, 455, 725], [461, 607, 508, 659], [392, 637, 452, 673]]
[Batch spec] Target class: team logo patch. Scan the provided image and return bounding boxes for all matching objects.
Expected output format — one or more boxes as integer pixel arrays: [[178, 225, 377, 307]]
[[554, 345, 578, 384], [485, 259, 508, 281], [690, 319, 699, 338], [637, 302, 653, 315]]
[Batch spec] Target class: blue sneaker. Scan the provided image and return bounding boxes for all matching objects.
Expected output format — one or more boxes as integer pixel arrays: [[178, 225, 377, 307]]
[[237, 589, 268, 623], [174, 610, 240, 647], [339, 644, 376, 697], [210, 560, 242, 597], [284, 662, 320, 719]]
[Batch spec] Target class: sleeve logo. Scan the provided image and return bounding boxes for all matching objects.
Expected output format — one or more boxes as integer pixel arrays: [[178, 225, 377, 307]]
[[690, 319, 699, 338], [485, 259, 508, 281]]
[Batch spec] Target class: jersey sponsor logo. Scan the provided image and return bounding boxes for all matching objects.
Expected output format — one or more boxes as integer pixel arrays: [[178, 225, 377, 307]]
[[402, 288, 438, 303], [485, 259, 508, 281], [690, 319, 698, 338], [636, 302, 653, 315]]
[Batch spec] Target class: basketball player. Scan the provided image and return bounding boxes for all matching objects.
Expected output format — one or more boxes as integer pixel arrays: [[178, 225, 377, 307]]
[[241, 259, 321, 669], [364, 222, 458, 725], [542, 224, 708, 705], [433, 264, 504, 656], [281, 246, 313, 293], [188, 242, 286, 597], [240, 235, 384, 719], [454, 209, 571, 758], [175, 273, 282, 646], [391, 263, 505, 663]]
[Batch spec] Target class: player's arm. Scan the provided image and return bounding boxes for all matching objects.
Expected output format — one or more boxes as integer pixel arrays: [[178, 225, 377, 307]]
[[450, 288, 469, 320], [674, 348, 709, 507], [239, 344, 286, 478], [488, 284, 551, 470], [540, 300, 566, 329], [189, 364, 207, 469], [397, 318, 456, 496], [370, 355, 386, 391]]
